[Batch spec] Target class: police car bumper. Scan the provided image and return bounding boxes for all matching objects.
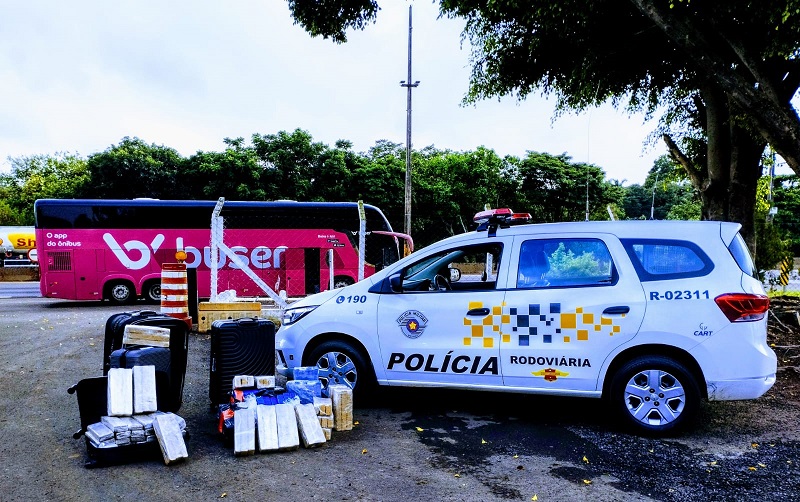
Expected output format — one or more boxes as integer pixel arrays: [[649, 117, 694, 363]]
[[275, 362, 292, 378], [275, 348, 295, 378], [706, 374, 776, 401]]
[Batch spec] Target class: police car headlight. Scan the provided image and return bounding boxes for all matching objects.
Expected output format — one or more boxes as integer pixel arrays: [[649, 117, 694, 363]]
[[282, 305, 318, 326]]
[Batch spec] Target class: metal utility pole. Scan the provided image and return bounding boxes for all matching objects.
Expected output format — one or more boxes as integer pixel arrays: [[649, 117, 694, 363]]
[[650, 173, 659, 220], [400, 5, 419, 249]]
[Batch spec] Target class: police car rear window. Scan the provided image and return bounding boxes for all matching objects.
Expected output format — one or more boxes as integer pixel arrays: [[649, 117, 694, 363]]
[[727, 232, 757, 278], [621, 239, 714, 282]]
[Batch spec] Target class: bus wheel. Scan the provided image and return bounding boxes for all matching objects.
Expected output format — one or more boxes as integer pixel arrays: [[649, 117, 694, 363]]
[[107, 281, 135, 305], [333, 276, 354, 289], [143, 281, 161, 304]]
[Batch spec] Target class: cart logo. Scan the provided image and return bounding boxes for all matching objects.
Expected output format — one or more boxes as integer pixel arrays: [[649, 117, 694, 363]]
[[693, 323, 713, 337], [532, 368, 570, 382], [397, 310, 428, 339]]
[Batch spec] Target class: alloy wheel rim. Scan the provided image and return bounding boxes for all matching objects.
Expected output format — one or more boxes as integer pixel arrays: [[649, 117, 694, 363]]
[[624, 369, 686, 426], [316, 351, 357, 391]]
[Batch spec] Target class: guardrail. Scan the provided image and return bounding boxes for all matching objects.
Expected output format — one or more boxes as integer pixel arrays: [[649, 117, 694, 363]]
[[2, 258, 36, 267]]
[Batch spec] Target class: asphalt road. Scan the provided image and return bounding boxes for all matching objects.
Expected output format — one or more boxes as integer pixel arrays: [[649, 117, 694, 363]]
[[0, 281, 40, 299], [0, 297, 798, 502]]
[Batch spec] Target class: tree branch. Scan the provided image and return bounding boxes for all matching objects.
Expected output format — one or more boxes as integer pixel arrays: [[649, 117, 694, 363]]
[[662, 134, 704, 189]]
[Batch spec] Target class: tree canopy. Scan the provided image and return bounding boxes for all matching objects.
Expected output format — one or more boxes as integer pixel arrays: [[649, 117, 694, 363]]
[[0, 131, 670, 246], [3, 131, 795, 270], [280, 0, 800, 247]]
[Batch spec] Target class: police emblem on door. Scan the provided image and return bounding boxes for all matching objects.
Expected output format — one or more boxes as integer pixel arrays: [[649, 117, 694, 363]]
[[397, 310, 428, 339]]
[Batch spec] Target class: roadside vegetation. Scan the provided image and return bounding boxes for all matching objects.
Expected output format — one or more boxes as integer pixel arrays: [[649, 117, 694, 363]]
[[0, 132, 798, 272]]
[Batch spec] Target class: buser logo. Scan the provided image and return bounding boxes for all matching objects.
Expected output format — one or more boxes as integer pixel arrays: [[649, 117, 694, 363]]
[[102, 233, 286, 271]]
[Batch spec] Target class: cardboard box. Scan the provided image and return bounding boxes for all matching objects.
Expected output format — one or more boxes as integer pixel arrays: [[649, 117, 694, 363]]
[[197, 302, 261, 332]]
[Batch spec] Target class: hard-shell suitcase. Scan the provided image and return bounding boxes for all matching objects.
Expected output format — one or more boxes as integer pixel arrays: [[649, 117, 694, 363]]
[[110, 346, 171, 375], [103, 312, 190, 412], [103, 310, 161, 373], [68, 375, 177, 468], [209, 317, 275, 406]]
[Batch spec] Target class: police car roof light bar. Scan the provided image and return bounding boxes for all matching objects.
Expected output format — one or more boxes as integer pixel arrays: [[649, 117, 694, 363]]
[[474, 208, 532, 236]]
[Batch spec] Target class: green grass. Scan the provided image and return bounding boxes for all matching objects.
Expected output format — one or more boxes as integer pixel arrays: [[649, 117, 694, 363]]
[[767, 290, 800, 298]]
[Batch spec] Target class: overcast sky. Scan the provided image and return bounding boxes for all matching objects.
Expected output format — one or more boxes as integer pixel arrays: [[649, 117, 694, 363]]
[[1, 1, 677, 184]]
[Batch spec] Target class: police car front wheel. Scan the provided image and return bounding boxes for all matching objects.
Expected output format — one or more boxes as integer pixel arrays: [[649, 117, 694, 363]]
[[610, 355, 700, 435], [306, 340, 375, 398]]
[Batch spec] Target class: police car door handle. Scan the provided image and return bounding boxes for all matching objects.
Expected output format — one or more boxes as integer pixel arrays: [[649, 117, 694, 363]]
[[603, 306, 630, 315], [466, 308, 491, 316]]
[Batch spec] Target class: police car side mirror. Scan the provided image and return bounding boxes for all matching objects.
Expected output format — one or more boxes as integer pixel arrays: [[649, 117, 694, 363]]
[[449, 267, 461, 282], [389, 273, 403, 293]]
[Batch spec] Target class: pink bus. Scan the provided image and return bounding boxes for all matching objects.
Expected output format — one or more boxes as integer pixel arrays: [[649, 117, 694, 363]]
[[34, 199, 402, 304]]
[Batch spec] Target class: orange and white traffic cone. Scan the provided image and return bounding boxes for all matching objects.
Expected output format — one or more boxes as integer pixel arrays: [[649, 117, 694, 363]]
[[161, 262, 192, 329]]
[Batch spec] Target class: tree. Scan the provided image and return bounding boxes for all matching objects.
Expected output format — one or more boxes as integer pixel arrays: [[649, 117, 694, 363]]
[[309, 140, 358, 202], [629, 0, 800, 173], [0, 200, 19, 225], [83, 137, 185, 199], [251, 129, 328, 201], [621, 157, 701, 220], [412, 146, 517, 244], [515, 152, 616, 223], [0, 153, 89, 224], [181, 137, 265, 200], [281, 0, 800, 250], [351, 140, 406, 231], [770, 174, 800, 255]]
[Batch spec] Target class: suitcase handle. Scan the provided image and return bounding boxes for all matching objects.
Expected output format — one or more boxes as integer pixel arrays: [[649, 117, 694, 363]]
[[236, 317, 259, 326]]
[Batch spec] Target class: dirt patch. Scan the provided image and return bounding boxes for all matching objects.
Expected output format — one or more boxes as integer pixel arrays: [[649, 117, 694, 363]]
[[768, 296, 800, 400], [0, 267, 38, 281]]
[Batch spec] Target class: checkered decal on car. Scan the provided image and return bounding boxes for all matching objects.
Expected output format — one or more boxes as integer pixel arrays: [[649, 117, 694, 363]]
[[463, 302, 623, 348]]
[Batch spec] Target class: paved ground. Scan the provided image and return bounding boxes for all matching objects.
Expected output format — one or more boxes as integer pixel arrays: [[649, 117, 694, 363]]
[[0, 297, 798, 502]]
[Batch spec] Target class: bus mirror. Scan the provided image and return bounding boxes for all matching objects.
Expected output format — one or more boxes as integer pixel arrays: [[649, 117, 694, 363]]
[[389, 273, 403, 293]]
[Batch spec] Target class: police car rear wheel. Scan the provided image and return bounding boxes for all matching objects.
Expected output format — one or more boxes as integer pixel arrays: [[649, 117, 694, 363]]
[[307, 340, 375, 398], [611, 355, 699, 435]]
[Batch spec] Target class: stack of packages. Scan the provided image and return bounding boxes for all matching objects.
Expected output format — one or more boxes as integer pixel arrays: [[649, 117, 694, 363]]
[[85, 365, 188, 465], [215, 368, 354, 456]]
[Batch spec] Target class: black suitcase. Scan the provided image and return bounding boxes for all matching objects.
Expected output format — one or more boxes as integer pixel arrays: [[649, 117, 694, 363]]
[[209, 317, 275, 406], [103, 312, 190, 412], [110, 346, 171, 375], [103, 310, 161, 373], [67, 375, 177, 468]]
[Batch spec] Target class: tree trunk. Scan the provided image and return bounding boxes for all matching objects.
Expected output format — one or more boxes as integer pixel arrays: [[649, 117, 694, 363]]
[[728, 125, 766, 252], [701, 86, 730, 221]]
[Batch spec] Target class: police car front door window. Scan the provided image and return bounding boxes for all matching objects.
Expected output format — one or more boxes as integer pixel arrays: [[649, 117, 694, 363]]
[[517, 238, 615, 288], [401, 243, 502, 292]]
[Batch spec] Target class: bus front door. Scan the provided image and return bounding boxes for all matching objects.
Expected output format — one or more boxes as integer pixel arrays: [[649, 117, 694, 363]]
[[285, 248, 323, 297]]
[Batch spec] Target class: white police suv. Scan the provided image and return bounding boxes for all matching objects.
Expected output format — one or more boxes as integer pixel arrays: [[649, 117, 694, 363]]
[[276, 209, 775, 434]]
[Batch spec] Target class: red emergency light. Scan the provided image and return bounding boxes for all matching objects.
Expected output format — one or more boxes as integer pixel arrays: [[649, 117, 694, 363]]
[[473, 208, 532, 234]]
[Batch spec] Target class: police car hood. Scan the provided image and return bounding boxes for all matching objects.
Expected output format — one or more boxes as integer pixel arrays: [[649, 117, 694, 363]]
[[288, 276, 376, 308]]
